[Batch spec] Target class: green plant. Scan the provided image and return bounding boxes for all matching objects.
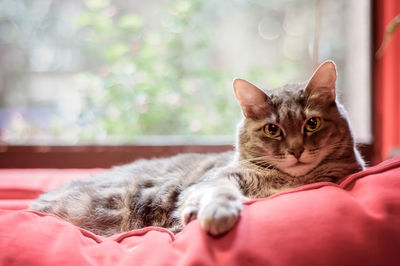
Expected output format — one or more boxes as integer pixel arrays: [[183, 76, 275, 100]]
[[75, 0, 241, 141], [376, 14, 400, 58]]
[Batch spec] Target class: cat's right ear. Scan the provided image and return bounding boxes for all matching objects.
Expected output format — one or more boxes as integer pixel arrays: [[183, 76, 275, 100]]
[[233, 78, 270, 118]]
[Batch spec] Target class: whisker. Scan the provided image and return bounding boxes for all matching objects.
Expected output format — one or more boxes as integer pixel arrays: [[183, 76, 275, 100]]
[[237, 155, 271, 164]]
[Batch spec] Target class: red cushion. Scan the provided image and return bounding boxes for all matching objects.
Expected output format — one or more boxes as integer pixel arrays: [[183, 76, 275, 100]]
[[0, 169, 105, 209], [1, 158, 400, 265]]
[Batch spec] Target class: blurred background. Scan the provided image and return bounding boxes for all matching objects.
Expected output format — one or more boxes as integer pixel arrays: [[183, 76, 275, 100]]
[[0, 0, 371, 145]]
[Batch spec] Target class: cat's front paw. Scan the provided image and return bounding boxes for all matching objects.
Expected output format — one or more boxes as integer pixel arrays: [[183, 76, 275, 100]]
[[182, 205, 198, 225], [198, 198, 242, 236]]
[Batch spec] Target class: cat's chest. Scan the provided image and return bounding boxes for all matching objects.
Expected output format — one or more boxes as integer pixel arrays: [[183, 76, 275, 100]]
[[237, 167, 295, 198]]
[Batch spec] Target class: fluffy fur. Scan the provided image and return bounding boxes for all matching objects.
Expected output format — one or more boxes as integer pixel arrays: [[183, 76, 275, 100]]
[[30, 61, 365, 236]]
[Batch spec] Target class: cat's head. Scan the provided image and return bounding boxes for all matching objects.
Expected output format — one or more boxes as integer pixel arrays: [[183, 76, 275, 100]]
[[233, 61, 358, 177]]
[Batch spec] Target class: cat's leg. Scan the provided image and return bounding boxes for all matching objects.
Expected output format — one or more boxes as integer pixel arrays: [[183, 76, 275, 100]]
[[29, 178, 126, 237], [178, 177, 245, 236]]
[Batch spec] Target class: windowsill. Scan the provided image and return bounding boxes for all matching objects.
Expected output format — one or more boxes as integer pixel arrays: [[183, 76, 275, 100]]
[[0, 143, 373, 168]]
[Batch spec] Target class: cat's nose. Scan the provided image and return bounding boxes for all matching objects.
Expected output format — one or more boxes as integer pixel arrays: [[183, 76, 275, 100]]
[[289, 148, 304, 159]]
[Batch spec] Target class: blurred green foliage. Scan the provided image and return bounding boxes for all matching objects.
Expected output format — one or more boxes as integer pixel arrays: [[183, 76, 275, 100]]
[[75, 0, 241, 140], [2, 0, 334, 144]]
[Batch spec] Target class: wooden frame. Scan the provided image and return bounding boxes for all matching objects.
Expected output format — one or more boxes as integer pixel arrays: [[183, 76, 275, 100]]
[[0, 144, 372, 168], [0, 145, 234, 168]]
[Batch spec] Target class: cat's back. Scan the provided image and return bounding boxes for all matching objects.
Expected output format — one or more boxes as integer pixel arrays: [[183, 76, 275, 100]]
[[112, 151, 234, 184]]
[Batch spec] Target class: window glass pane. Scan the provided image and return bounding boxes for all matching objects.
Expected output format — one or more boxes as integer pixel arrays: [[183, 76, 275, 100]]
[[0, 0, 370, 144]]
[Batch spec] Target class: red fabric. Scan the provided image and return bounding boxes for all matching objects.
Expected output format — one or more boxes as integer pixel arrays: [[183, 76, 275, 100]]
[[0, 169, 105, 209], [1, 159, 400, 265], [373, 0, 400, 163]]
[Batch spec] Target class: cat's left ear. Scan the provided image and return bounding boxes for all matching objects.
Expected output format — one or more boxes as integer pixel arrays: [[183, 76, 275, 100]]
[[305, 60, 337, 104], [233, 78, 271, 118]]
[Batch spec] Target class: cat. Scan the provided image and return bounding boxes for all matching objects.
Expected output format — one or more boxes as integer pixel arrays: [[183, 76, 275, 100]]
[[29, 61, 365, 237]]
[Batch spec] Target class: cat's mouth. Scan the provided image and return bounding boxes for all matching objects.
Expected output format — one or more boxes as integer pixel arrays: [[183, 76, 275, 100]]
[[293, 161, 308, 166], [274, 153, 322, 177], [281, 160, 315, 177]]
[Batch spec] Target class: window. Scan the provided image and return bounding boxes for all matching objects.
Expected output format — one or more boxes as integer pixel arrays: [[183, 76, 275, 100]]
[[0, 0, 371, 145]]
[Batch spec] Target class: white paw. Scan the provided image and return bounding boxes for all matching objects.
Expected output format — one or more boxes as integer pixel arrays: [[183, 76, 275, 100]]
[[182, 205, 198, 225], [198, 198, 242, 236]]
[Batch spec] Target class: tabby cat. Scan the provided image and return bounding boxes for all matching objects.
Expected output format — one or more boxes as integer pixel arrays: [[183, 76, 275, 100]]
[[30, 61, 365, 236]]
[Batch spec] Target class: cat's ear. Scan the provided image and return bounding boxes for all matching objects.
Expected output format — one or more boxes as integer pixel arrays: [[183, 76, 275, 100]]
[[305, 60, 337, 104], [233, 78, 271, 118]]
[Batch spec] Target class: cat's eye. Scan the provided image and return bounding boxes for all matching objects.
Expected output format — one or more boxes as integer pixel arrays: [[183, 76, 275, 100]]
[[264, 124, 282, 139], [304, 117, 321, 132]]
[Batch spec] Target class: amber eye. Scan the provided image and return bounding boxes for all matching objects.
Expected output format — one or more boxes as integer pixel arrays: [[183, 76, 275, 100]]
[[264, 124, 282, 138], [304, 117, 321, 132]]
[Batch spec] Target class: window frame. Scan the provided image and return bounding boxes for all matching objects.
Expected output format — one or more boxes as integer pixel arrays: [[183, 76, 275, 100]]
[[0, 0, 380, 168], [0, 144, 372, 168], [0, 144, 234, 168]]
